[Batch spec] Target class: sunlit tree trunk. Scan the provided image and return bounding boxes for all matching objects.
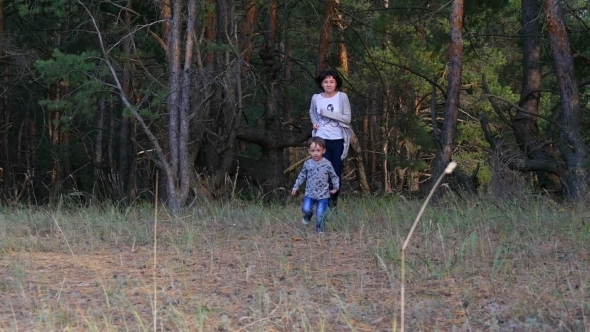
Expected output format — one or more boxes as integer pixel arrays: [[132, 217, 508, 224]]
[[160, 0, 172, 44], [544, 0, 588, 200], [334, 0, 348, 74], [431, 0, 464, 199], [240, 0, 258, 68], [316, 0, 336, 74]]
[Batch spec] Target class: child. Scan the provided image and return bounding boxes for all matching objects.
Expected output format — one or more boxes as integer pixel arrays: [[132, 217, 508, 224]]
[[292, 137, 339, 233]]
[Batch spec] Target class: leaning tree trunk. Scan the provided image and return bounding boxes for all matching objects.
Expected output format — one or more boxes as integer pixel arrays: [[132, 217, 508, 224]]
[[544, 0, 588, 200], [431, 0, 464, 200]]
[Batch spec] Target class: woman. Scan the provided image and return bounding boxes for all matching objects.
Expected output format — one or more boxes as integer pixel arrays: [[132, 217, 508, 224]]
[[309, 69, 354, 208]]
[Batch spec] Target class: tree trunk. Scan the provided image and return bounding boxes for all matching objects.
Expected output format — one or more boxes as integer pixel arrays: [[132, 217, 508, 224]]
[[240, 0, 259, 68], [335, 0, 348, 74], [316, 0, 336, 74], [509, 0, 560, 191], [160, 0, 172, 45], [178, 0, 197, 201], [108, 100, 116, 196], [334, 0, 369, 195], [258, 0, 286, 197], [62, 128, 72, 189], [117, 0, 133, 202], [26, 108, 36, 204], [544, 0, 588, 200], [168, 0, 182, 181], [93, 99, 106, 199], [0, 96, 9, 199], [382, 99, 393, 194], [0, 0, 8, 198], [431, 0, 464, 199], [49, 108, 62, 202]]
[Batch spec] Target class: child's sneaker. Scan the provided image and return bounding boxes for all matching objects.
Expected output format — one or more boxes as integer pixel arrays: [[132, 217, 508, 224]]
[[301, 217, 310, 225]]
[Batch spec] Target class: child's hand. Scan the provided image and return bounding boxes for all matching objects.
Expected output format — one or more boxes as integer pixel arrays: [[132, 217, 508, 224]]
[[292, 190, 298, 196], [329, 188, 338, 194]]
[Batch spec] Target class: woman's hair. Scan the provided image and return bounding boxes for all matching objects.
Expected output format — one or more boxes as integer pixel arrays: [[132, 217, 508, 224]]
[[315, 69, 343, 91], [309, 137, 326, 149]]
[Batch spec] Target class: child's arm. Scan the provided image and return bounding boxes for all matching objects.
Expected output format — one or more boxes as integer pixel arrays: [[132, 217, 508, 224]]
[[327, 163, 340, 194], [292, 163, 308, 195]]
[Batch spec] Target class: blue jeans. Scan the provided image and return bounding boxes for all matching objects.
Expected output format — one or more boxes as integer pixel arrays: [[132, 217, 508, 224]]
[[302, 196, 329, 232]]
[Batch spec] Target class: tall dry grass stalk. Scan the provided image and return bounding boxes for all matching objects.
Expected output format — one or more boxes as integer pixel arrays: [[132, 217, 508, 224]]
[[46, 207, 75, 257], [400, 161, 456, 332], [153, 174, 159, 332]]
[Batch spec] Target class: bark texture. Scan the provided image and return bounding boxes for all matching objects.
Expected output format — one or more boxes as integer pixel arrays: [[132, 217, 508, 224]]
[[431, 0, 464, 199], [544, 0, 588, 200]]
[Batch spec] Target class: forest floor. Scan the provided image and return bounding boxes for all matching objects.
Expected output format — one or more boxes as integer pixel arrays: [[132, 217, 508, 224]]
[[0, 199, 589, 331]]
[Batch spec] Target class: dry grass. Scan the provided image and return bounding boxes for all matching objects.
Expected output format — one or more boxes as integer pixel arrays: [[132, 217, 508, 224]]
[[0, 194, 589, 331]]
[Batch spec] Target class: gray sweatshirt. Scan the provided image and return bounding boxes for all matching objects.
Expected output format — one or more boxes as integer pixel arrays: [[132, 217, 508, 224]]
[[293, 158, 339, 200]]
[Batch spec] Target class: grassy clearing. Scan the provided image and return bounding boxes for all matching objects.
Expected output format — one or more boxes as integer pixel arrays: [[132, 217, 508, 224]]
[[0, 194, 589, 331]]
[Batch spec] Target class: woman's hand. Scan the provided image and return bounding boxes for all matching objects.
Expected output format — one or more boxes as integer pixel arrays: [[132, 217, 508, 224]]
[[313, 123, 320, 130]]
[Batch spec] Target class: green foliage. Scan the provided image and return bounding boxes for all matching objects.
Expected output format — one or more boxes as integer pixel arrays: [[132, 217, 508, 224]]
[[15, 0, 78, 17], [465, 0, 511, 14], [35, 49, 110, 121], [4, 0, 590, 203]]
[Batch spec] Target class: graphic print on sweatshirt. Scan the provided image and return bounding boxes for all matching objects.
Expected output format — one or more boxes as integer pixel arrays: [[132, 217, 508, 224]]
[[319, 103, 338, 127], [292, 158, 339, 200], [315, 92, 343, 140]]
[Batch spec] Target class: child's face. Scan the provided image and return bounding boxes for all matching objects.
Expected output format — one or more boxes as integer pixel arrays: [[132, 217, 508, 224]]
[[309, 142, 325, 161]]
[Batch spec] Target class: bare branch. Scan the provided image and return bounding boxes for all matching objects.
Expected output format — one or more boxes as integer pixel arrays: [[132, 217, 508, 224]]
[[75, 0, 170, 172]]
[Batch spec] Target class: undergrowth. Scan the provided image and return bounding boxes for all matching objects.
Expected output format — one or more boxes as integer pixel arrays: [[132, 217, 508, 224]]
[[0, 193, 588, 331]]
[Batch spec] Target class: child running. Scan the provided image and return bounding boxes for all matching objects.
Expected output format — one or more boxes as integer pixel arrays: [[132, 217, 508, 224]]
[[292, 137, 339, 233]]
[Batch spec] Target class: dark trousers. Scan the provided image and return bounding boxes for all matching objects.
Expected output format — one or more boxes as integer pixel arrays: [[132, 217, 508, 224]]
[[322, 139, 344, 207]]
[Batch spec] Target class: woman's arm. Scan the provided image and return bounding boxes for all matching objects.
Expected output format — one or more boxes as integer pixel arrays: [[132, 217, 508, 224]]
[[309, 94, 319, 125]]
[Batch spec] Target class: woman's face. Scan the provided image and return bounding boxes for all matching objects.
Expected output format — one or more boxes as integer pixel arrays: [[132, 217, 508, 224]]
[[321, 76, 337, 94]]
